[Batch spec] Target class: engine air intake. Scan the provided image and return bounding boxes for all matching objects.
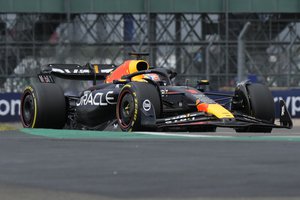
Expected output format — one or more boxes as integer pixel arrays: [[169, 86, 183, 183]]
[[136, 61, 148, 71]]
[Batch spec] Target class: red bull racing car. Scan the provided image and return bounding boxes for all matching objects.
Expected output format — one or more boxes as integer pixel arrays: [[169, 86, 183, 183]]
[[20, 53, 293, 132]]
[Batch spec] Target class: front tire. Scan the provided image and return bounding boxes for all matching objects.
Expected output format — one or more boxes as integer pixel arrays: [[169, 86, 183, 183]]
[[234, 83, 275, 133], [20, 83, 66, 129], [116, 82, 161, 131]]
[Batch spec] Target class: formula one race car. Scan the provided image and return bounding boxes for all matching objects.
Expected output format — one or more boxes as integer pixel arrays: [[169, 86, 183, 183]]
[[20, 53, 293, 132]]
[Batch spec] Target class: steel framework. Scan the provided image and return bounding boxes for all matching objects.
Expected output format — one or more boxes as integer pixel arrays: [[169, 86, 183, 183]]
[[1, 13, 300, 92]]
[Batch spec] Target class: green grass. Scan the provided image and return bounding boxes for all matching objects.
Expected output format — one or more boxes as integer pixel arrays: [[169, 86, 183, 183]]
[[0, 122, 22, 131], [0, 124, 18, 131]]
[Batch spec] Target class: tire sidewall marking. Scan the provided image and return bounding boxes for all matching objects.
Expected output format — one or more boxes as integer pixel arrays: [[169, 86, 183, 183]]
[[24, 86, 37, 128], [131, 92, 138, 128]]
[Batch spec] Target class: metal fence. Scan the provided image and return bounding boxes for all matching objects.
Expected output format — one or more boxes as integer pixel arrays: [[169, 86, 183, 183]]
[[1, 13, 300, 92]]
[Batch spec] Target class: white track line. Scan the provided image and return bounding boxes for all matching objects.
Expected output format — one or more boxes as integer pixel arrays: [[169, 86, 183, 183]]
[[136, 131, 300, 140], [137, 131, 233, 138]]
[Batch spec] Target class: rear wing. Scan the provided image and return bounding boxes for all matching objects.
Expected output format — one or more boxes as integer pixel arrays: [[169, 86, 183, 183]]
[[40, 63, 116, 81]]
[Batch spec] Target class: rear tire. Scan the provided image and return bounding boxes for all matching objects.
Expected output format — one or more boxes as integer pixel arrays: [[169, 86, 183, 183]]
[[20, 83, 66, 129], [116, 82, 161, 131], [235, 83, 275, 133]]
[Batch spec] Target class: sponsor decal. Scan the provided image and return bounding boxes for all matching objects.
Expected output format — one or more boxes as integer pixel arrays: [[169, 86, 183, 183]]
[[160, 89, 168, 95], [0, 93, 21, 122], [160, 89, 181, 95], [76, 91, 116, 106], [101, 69, 114, 73], [273, 96, 300, 116], [164, 113, 197, 124], [51, 67, 113, 74], [52, 68, 91, 74], [142, 99, 151, 111], [0, 99, 20, 116], [38, 74, 55, 83]]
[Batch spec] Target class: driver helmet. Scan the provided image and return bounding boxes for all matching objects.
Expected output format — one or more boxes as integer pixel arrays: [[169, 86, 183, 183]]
[[144, 73, 160, 82]]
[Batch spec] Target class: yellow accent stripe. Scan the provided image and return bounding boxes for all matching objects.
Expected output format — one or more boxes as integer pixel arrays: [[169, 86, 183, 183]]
[[27, 86, 38, 128], [124, 84, 131, 88], [207, 104, 234, 119], [32, 96, 37, 128], [94, 65, 99, 74]]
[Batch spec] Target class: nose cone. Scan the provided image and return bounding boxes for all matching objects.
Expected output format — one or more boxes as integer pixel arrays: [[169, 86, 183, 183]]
[[207, 104, 234, 119], [197, 101, 234, 119]]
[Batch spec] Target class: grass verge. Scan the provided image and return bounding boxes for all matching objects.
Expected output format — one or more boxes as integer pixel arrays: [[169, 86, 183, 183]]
[[0, 123, 22, 131]]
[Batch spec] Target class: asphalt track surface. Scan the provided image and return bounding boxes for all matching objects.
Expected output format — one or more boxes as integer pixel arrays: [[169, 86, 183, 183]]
[[1, 127, 300, 200]]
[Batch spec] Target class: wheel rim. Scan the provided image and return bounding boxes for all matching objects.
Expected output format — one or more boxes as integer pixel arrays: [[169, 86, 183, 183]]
[[22, 92, 35, 127], [119, 92, 135, 128]]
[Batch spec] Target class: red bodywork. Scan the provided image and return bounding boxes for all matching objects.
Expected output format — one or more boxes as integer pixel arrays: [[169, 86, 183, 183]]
[[105, 60, 149, 83]]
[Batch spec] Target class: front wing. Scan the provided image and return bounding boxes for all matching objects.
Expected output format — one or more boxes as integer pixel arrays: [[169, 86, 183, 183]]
[[156, 100, 293, 130]]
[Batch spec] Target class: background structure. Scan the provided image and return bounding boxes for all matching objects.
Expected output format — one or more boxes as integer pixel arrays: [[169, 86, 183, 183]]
[[1, 0, 300, 92]]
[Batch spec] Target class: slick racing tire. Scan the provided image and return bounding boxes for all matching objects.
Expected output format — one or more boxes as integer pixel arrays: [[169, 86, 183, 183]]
[[21, 83, 66, 129], [116, 82, 161, 132], [235, 83, 275, 133]]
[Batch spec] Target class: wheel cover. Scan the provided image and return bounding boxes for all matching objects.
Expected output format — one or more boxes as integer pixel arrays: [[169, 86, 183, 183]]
[[22, 92, 35, 127], [119, 92, 135, 128]]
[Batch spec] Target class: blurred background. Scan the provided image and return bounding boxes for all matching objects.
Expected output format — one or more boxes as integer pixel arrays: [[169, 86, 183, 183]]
[[1, 0, 300, 122]]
